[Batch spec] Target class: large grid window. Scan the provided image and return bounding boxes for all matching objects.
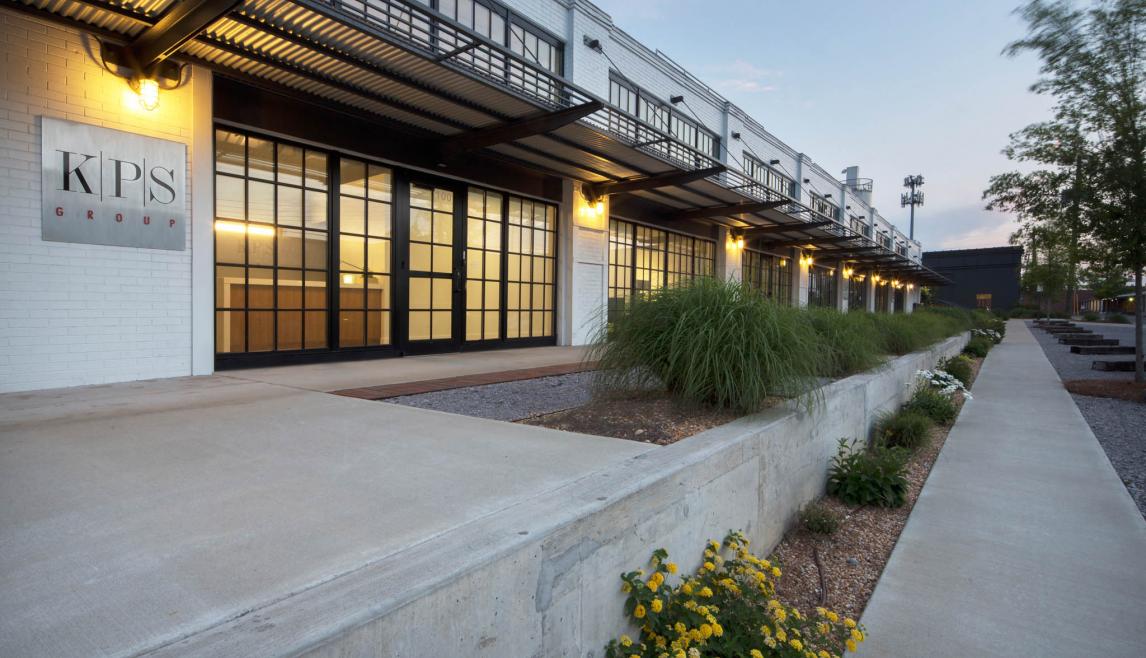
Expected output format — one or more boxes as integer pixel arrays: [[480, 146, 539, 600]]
[[608, 218, 635, 324], [743, 153, 795, 198], [808, 265, 838, 308], [609, 74, 720, 159], [214, 130, 329, 354], [875, 282, 891, 312], [422, 0, 562, 75], [810, 194, 841, 222], [742, 249, 792, 305], [338, 159, 393, 347], [506, 197, 555, 338], [466, 188, 503, 341], [609, 218, 716, 321], [848, 276, 868, 311]]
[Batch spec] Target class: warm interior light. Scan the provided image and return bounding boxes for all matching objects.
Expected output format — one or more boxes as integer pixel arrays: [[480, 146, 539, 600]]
[[342, 273, 356, 284], [594, 200, 605, 216], [135, 77, 159, 111], [214, 220, 274, 236], [843, 267, 854, 279]]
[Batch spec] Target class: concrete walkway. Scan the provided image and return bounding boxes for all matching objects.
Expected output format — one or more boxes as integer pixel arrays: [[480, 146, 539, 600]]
[[859, 320, 1146, 657], [0, 370, 647, 657]]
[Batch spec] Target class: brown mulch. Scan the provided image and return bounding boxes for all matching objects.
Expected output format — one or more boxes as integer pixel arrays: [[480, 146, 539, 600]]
[[1063, 379, 1146, 404], [520, 393, 749, 444], [769, 356, 984, 621]]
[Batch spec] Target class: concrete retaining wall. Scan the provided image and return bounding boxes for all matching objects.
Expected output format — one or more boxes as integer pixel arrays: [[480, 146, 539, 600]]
[[158, 333, 968, 658]]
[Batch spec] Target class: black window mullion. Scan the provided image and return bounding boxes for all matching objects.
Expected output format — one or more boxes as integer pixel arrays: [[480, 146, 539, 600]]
[[329, 154, 340, 351]]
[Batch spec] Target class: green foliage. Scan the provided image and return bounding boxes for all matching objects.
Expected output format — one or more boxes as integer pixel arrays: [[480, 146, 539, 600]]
[[799, 501, 841, 536], [874, 409, 934, 451], [868, 310, 972, 356], [903, 386, 959, 425], [941, 355, 975, 386], [827, 439, 910, 508], [590, 278, 826, 413], [804, 307, 882, 376], [604, 533, 867, 658], [1109, 312, 1129, 324], [1083, 311, 1100, 321], [964, 335, 993, 358]]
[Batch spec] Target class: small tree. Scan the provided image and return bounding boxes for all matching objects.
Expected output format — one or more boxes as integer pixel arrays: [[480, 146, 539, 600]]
[[1005, 0, 1146, 381]]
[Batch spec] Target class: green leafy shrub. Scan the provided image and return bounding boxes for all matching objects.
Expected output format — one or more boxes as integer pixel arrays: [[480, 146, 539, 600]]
[[827, 439, 910, 508], [1109, 312, 1129, 324], [873, 409, 933, 450], [1083, 311, 1099, 321], [804, 307, 882, 376], [799, 500, 841, 535], [941, 355, 975, 386], [604, 532, 867, 658], [963, 335, 992, 358], [591, 278, 826, 413], [903, 386, 958, 425]]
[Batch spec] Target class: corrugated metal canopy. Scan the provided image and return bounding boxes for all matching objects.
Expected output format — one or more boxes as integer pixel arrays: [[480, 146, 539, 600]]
[[15, 0, 947, 283]]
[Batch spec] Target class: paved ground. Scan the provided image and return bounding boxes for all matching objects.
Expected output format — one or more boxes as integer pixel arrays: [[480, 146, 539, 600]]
[[0, 369, 650, 657], [858, 320, 1146, 657], [1029, 321, 1146, 518], [224, 345, 590, 392]]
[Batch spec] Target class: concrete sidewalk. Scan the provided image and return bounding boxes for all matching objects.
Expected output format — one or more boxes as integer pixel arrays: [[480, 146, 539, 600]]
[[859, 320, 1146, 657]]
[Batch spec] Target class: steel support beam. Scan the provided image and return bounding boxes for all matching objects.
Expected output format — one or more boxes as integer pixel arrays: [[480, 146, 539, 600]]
[[131, 0, 241, 70], [670, 199, 786, 222], [585, 166, 726, 200], [436, 101, 603, 159]]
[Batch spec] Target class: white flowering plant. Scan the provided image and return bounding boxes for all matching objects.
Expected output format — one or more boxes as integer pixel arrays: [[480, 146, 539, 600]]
[[914, 368, 972, 399], [971, 328, 1003, 344]]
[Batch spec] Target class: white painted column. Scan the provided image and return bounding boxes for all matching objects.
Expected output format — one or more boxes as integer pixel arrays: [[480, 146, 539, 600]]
[[865, 276, 877, 313], [794, 248, 810, 307], [836, 264, 848, 312], [559, 180, 609, 346], [716, 226, 742, 282], [190, 65, 215, 376]]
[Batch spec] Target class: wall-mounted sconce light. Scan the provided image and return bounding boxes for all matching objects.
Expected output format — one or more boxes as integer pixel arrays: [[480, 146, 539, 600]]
[[803, 178, 811, 184], [98, 38, 186, 112], [582, 35, 602, 51], [670, 95, 684, 104], [769, 159, 780, 165], [731, 131, 741, 140], [845, 205, 852, 210], [843, 267, 854, 278], [823, 193, 833, 199]]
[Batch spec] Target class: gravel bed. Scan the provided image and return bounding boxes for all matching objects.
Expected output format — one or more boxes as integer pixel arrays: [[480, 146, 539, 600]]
[[1029, 321, 1146, 519], [386, 371, 595, 421]]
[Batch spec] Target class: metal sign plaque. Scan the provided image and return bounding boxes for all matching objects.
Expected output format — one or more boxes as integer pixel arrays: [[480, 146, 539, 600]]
[[40, 117, 187, 251]]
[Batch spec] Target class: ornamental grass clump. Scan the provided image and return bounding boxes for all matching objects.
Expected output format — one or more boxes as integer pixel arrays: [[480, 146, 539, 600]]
[[604, 532, 866, 658], [799, 501, 841, 536], [804, 307, 883, 376], [940, 355, 974, 387], [963, 335, 992, 358], [590, 278, 826, 413], [873, 409, 933, 451]]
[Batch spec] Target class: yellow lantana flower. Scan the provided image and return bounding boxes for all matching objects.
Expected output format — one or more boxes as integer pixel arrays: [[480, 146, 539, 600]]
[[844, 618, 857, 628], [825, 610, 839, 623], [620, 635, 633, 647], [703, 561, 716, 572], [771, 566, 782, 578], [851, 628, 865, 642], [634, 604, 646, 619], [699, 587, 714, 598], [651, 598, 664, 613], [750, 650, 764, 658], [790, 638, 804, 651], [846, 639, 857, 652], [667, 562, 678, 574]]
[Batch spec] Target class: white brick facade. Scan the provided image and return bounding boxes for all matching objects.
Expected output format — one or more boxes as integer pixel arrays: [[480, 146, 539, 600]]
[[0, 10, 198, 392]]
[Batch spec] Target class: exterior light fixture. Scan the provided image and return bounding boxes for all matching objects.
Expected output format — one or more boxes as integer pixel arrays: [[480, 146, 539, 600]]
[[769, 159, 780, 165], [132, 76, 160, 111], [670, 95, 684, 104], [594, 199, 605, 215], [582, 35, 603, 51], [803, 178, 811, 184], [731, 131, 741, 140], [736, 236, 745, 249], [823, 192, 833, 199], [843, 267, 854, 278]]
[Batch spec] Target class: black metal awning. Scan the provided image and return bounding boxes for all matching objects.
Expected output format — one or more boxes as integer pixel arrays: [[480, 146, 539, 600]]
[[12, 0, 947, 285]]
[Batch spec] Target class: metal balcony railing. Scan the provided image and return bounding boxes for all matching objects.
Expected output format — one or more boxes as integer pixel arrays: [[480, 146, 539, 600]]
[[322, 0, 900, 256]]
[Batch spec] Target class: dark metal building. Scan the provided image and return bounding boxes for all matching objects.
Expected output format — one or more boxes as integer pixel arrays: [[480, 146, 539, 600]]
[[922, 246, 1023, 311]]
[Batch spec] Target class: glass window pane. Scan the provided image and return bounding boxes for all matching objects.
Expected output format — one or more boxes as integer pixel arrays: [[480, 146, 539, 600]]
[[216, 310, 245, 353], [305, 270, 327, 308], [408, 310, 430, 341], [304, 311, 327, 348], [467, 218, 484, 248], [215, 222, 245, 265], [248, 224, 274, 266], [277, 144, 303, 186], [304, 231, 327, 270], [432, 245, 452, 274], [248, 181, 274, 224], [248, 137, 274, 180], [277, 269, 303, 308], [340, 273, 365, 309], [367, 166, 391, 201], [340, 159, 366, 197], [433, 212, 453, 243], [367, 201, 391, 237], [340, 235, 365, 272], [466, 311, 482, 341], [410, 243, 431, 272], [409, 277, 431, 310], [431, 278, 452, 308], [247, 268, 274, 308], [339, 311, 365, 347], [305, 190, 328, 230], [367, 238, 390, 274], [340, 196, 365, 235], [215, 265, 246, 307], [466, 280, 481, 310], [484, 311, 498, 339], [278, 228, 302, 268], [248, 311, 274, 351], [431, 311, 451, 340], [277, 186, 302, 227], [215, 130, 245, 176], [215, 175, 244, 221], [277, 311, 302, 350], [367, 274, 389, 309], [367, 310, 390, 346], [305, 151, 327, 190]]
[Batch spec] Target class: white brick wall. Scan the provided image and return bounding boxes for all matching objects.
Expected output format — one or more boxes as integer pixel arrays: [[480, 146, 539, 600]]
[[0, 9, 197, 392]]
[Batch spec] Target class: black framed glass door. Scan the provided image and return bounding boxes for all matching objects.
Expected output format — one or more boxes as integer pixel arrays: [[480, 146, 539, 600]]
[[398, 179, 463, 353]]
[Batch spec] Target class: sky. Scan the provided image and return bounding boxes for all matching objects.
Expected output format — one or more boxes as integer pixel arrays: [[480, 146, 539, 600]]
[[588, 0, 1055, 251]]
